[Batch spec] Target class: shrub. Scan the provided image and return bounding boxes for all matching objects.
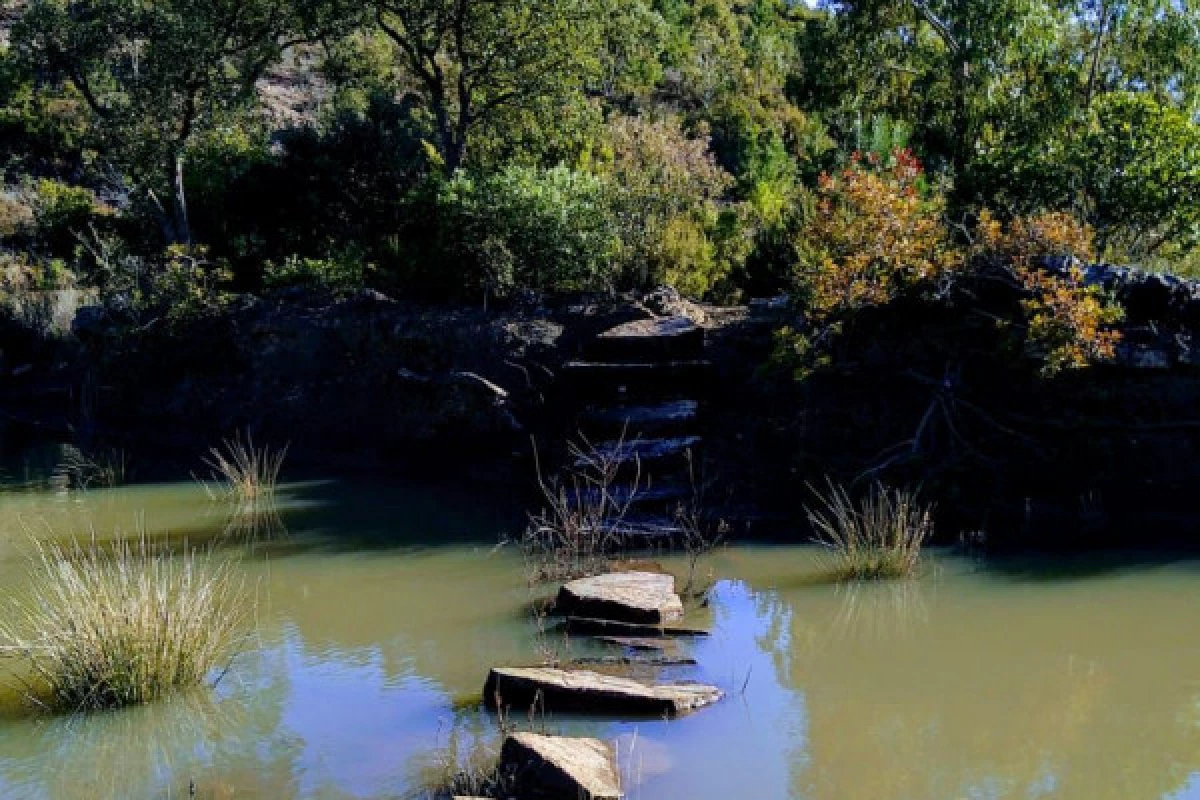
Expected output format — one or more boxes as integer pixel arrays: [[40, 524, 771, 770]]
[[439, 165, 622, 298], [0, 535, 247, 711], [805, 480, 932, 581], [263, 254, 366, 291], [976, 210, 1124, 375], [599, 114, 739, 296], [0, 192, 35, 240], [32, 179, 103, 254]]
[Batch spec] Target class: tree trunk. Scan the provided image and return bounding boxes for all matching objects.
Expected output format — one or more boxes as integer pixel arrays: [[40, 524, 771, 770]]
[[172, 152, 191, 245]]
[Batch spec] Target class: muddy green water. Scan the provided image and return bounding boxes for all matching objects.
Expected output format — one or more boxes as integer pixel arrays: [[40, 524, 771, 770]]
[[0, 472, 1199, 799]]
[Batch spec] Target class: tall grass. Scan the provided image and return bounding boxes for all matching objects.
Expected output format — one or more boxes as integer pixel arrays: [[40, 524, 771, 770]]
[[0, 535, 248, 712], [806, 480, 932, 581]]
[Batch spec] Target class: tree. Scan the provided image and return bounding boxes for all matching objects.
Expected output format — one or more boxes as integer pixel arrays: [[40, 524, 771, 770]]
[[1076, 92, 1200, 259], [374, 0, 605, 175], [12, 0, 338, 244]]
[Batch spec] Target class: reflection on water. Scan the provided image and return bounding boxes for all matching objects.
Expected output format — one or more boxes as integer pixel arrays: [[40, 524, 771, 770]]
[[0, 471, 1197, 798]]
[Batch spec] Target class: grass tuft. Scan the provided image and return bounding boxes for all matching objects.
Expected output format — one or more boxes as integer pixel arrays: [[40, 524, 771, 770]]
[[200, 434, 287, 505], [199, 434, 288, 540], [806, 480, 932, 581], [0, 534, 248, 712]]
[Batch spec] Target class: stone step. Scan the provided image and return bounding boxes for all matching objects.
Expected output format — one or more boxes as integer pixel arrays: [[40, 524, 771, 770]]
[[500, 733, 624, 800], [484, 666, 722, 716], [555, 571, 684, 624], [572, 435, 701, 471], [580, 399, 700, 437], [586, 316, 705, 361], [561, 359, 713, 397], [561, 617, 710, 638], [567, 482, 690, 513]]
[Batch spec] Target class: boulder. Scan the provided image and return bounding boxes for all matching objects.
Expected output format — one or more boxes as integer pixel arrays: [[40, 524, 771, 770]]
[[484, 666, 722, 716], [501, 733, 623, 800], [555, 571, 683, 624]]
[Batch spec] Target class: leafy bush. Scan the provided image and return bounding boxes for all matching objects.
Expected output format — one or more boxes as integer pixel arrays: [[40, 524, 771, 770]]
[[976, 210, 1123, 375], [438, 165, 622, 297], [599, 114, 740, 296]]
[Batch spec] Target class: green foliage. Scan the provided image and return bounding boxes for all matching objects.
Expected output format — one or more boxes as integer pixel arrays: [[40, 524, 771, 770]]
[[438, 166, 622, 296], [375, 0, 606, 174], [31, 178, 104, 254], [11, 0, 335, 243], [3, 0, 1199, 305], [1076, 92, 1200, 262], [263, 255, 366, 291], [598, 114, 742, 296]]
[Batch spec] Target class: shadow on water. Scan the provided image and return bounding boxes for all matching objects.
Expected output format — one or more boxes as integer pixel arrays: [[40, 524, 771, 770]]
[[979, 549, 1200, 583]]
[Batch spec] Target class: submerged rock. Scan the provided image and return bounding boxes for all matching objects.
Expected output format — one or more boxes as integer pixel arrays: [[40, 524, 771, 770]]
[[555, 571, 684, 624], [484, 666, 722, 716], [501, 732, 623, 800], [562, 617, 709, 638]]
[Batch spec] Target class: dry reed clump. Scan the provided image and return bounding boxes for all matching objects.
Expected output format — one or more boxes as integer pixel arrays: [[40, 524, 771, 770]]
[[805, 480, 932, 580], [0, 534, 248, 712], [521, 432, 641, 583]]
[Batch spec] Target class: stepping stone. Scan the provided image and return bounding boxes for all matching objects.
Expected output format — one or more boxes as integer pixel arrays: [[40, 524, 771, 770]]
[[572, 436, 701, 469], [556, 571, 683, 624], [562, 617, 710, 638], [501, 733, 623, 800], [484, 667, 722, 716]]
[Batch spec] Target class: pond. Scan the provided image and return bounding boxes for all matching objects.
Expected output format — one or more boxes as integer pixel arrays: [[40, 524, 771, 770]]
[[0, 462, 1198, 799]]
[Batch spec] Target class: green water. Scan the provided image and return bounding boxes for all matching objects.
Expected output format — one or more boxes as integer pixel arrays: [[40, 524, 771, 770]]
[[0, 471, 1198, 799]]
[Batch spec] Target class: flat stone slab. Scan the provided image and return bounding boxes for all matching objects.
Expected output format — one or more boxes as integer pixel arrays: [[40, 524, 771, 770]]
[[563, 617, 710, 637], [556, 571, 683, 624], [484, 667, 722, 716], [501, 733, 623, 800]]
